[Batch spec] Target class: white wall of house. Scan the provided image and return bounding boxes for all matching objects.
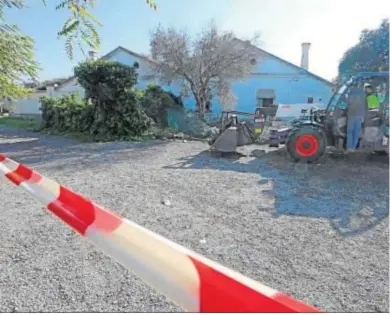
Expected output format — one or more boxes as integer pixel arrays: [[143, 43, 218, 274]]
[[9, 91, 47, 115], [54, 78, 85, 99]]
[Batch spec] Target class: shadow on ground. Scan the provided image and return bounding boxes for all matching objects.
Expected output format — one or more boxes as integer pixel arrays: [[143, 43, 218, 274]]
[[0, 127, 170, 170], [164, 148, 389, 237]]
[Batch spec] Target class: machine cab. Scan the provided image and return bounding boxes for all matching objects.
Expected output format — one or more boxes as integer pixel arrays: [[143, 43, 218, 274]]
[[326, 72, 389, 148]]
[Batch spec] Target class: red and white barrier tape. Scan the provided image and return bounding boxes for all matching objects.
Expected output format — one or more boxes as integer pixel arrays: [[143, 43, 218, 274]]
[[0, 154, 321, 313]]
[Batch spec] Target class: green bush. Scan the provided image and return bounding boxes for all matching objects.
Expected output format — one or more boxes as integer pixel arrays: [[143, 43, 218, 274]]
[[40, 94, 93, 132], [88, 90, 152, 139], [74, 60, 138, 102], [140, 84, 183, 127], [75, 60, 152, 138]]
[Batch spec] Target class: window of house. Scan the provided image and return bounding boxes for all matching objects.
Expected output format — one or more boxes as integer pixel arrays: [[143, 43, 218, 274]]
[[256, 89, 276, 108], [262, 98, 274, 107]]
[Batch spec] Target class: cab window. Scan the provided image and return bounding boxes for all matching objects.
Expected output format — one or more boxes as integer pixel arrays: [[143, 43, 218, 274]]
[[328, 84, 348, 111]]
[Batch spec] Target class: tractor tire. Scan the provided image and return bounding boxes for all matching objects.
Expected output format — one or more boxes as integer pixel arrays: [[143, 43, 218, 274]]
[[286, 127, 326, 163]]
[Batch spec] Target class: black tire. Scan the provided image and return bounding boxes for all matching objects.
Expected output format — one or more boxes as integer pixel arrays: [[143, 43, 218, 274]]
[[286, 127, 326, 163]]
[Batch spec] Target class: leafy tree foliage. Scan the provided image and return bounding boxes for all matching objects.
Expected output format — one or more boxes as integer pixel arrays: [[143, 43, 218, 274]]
[[337, 19, 389, 83], [0, 1, 39, 99]]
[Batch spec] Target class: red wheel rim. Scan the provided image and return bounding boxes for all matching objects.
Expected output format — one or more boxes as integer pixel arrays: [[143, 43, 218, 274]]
[[295, 135, 319, 157]]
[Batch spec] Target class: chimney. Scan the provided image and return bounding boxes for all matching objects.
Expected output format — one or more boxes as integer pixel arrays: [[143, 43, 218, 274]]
[[88, 50, 98, 61], [300, 42, 311, 71]]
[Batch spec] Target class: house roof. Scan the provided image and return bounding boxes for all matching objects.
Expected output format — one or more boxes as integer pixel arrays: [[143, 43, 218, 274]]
[[233, 38, 334, 87], [56, 46, 156, 89], [105, 46, 157, 65], [21, 76, 73, 93], [38, 76, 73, 90], [57, 40, 334, 89]]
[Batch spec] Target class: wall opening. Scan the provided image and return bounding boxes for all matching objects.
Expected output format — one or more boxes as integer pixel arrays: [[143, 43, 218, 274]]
[[256, 89, 276, 108], [262, 98, 274, 107]]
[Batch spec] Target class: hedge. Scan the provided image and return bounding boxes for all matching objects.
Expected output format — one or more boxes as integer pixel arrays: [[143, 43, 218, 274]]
[[40, 94, 93, 132]]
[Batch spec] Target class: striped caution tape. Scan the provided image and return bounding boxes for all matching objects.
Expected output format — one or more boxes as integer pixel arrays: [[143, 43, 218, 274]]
[[0, 154, 321, 313]]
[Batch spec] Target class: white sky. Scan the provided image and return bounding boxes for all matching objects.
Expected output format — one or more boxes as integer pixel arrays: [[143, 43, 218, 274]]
[[221, 0, 390, 81]]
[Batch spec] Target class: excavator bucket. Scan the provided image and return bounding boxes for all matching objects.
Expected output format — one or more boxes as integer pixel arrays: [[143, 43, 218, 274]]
[[209, 111, 269, 153], [210, 126, 238, 153], [210, 123, 257, 153]]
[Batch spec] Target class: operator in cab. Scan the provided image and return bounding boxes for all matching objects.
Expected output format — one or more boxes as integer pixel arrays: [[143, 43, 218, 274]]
[[346, 83, 367, 151], [364, 83, 380, 110]]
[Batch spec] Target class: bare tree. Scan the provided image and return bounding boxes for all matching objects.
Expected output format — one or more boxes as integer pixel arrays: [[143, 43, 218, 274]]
[[149, 21, 260, 119]]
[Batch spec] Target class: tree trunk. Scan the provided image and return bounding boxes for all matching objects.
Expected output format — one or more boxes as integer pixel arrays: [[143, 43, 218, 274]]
[[197, 99, 207, 121], [194, 93, 206, 121], [194, 84, 212, 121], [198, 105, 205, 120]]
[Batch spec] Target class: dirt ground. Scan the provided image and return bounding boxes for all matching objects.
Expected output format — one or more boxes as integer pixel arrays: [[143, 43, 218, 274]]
[[0, 125, 389, 312]]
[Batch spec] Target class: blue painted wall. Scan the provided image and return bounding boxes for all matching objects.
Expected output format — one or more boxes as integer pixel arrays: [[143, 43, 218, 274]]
[[108, 48, 334, 114], [227, 57, 334, 113]]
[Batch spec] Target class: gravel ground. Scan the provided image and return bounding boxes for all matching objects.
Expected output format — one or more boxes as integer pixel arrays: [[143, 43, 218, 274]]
[[0, 125, 389, 313]]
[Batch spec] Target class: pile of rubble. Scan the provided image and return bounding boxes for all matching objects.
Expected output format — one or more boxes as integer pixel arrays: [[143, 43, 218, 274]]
[[167, 109, 220, 139]]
